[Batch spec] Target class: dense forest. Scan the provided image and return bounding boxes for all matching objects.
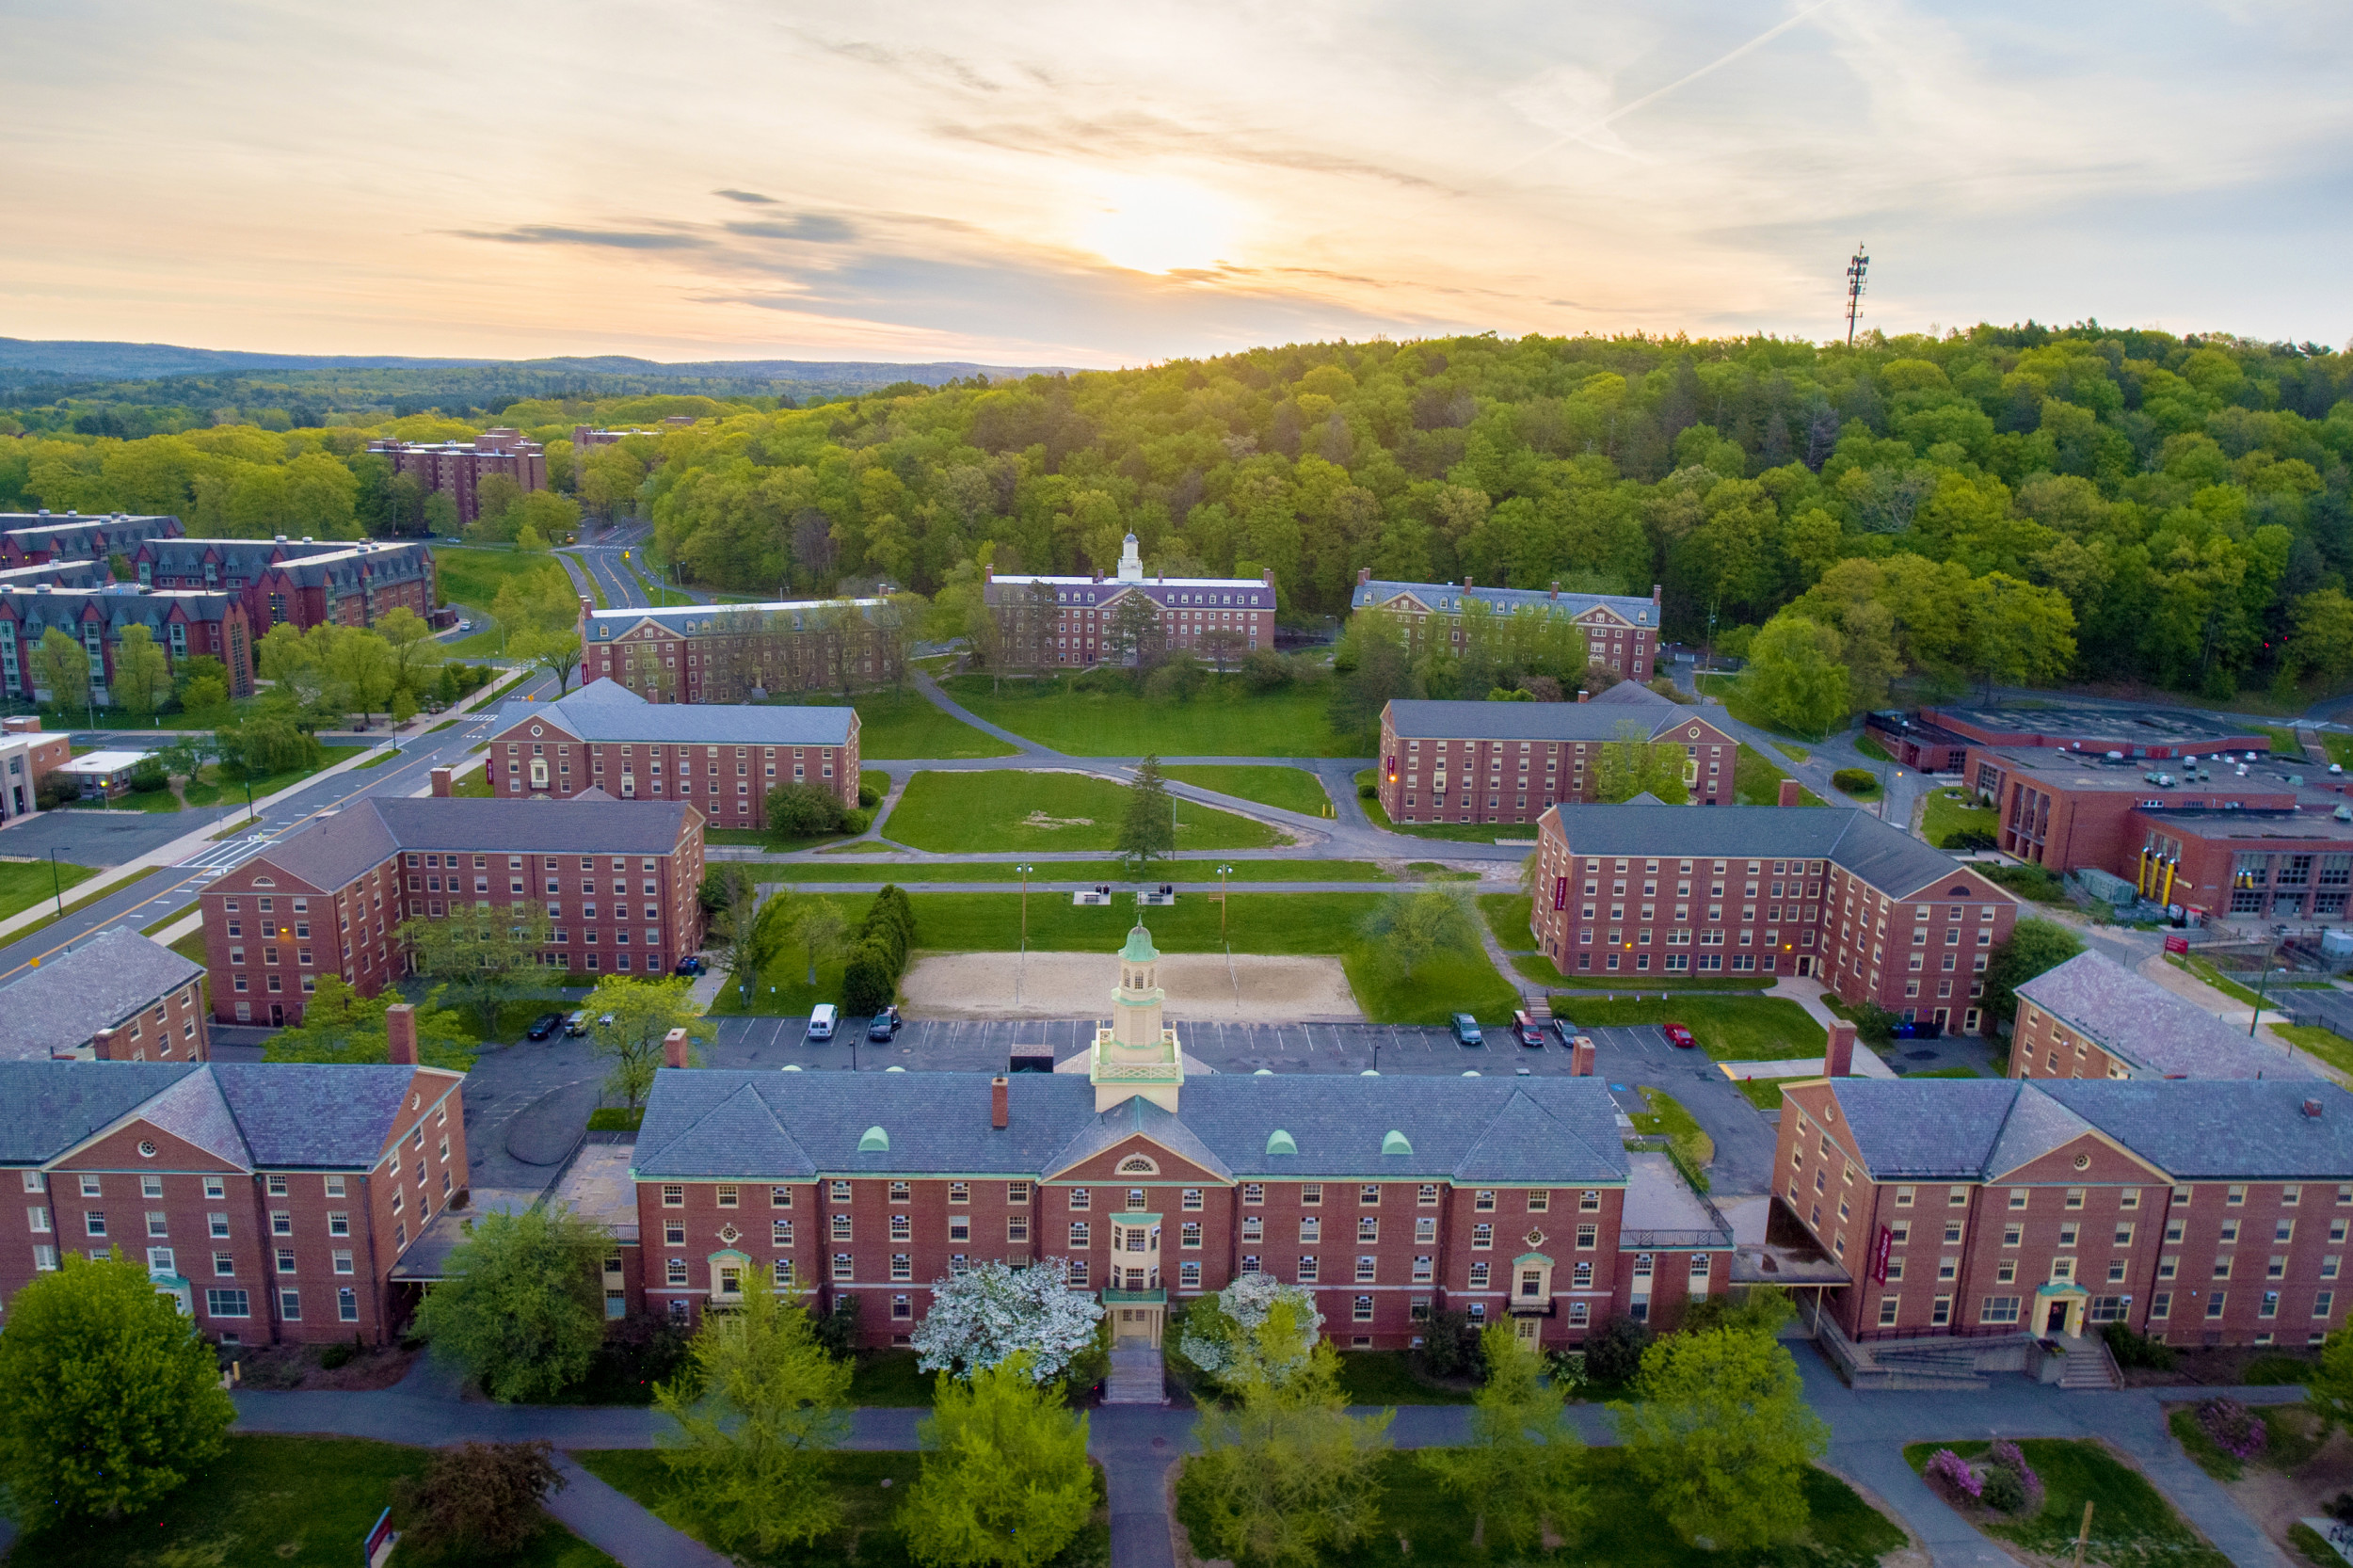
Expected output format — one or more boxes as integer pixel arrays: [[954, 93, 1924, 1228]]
[[5, 324, 2352, 708]]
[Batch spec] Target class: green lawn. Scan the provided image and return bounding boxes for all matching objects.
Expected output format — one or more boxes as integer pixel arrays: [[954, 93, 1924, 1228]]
[[1479, 891, 1535, 951], [2276, 1024, 2353, 1078], [0, 856, 101, 921], [1630, 1086, 1715, 1177], [1902, 1439, 2228, 1568], [719, 889, 1519, 1025], [353, 747, 403, 769], [1553, 996, 1827, 1061], [2257, 726, 2306, 760], [1512, 952, 1774, 990], [170, 929, 210, 964], [451, 759, 497, 798], [1332, 1351, 1476, 1405], [1853, 735, 1894, 762], [2169, 1402, 2325, 1483], [70, 786, 180, 813], [1162, 763, 1332, 815], [3, 865, 159, 942], [2167, 952, 2265, 1008], [1922, 788, 1998, 848], [1357, 771, 1543, 842], [941, 673, 1350, 757], [1732, 744, 1828, 807], [776, 689, 1016, 760], [182, 745, 367, 808], [767, 858, 1396, 885], [1734, 1075, 1806, 1111], [4, 1433, 616, 1568], [1774, 743, 1812, 763], [2322, 733, 2353, 771], [1177, 1448, 1901, 1568], [885, 771, 1285, 855], [848, 1349, 939, 1406], [434, 543, 572, 610]]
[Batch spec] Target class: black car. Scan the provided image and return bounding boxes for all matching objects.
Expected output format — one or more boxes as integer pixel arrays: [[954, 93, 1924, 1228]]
[[867, 1014, 898, 1043], [525, 1012, 564, 1041]]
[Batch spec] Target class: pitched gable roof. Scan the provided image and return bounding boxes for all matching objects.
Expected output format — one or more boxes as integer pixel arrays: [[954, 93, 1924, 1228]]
[[0, 1064, 201, 1164], [2017, 951, 2312, 1080], [1540, 804, 1998, 903], [0, 928, 204, 1058]]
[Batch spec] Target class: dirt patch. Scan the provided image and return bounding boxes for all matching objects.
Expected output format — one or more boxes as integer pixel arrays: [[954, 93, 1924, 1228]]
[[902, 952, 1363, 1022], [227, 1341, 419, 1392], [2170, 1402, 2351, 1562], [1021, 810, 1096, 829]]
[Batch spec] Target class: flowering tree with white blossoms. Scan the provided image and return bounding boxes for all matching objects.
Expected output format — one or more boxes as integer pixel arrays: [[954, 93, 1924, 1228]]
[[1179, 1272, 1324, 1388], [909, 1258, 1106, 1384]]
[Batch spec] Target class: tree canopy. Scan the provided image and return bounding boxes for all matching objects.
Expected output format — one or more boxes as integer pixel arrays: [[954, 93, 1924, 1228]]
[[411, 1203, 607, 1402]]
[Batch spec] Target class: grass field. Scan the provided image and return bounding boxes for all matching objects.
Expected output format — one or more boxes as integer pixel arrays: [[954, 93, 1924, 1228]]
[[718, 888, 1519, 1024], [1630, 1086, 1714, 1174], [1983, 862, 2070, 904], [1734, 1074, 1805, 1111], [1356, 770, 1545, 842], [182, 745, 367, 808], [69, 785, 181, 813], [0, 857, 100, 922], [1922, 787, 1998, 847], [2276, 1024, 2353, 1077], [1551, 995, 1826, 1060], [766, 689, 1015, 760], [941, 672, 1349, 757], [1480, 891, 1534, 950], [848, 1349, 939, 1406], [1903, 1438, 2228, 1568], [884, 771, 1285, 855], [1162, 763, 1331, 815], [769, 858, 1397, 885], [1332, 1352, 1476, 1405], [1732, 743, 1828, 807], [1512, 952, 1774, 990], [4, 1434, 615, 1568], [4, 864, 161, 942], [1853, 735, 1894, 762]]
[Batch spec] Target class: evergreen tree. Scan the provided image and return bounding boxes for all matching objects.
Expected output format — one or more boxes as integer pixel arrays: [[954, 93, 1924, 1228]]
[[1119, 754, 1176, 881]]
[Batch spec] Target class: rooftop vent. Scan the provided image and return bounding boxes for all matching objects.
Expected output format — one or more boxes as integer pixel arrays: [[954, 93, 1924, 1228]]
[[1381, 1128, 1413, 1156], [857, 1125, 889, 1151], [1265, 1128, 1298, 1156]]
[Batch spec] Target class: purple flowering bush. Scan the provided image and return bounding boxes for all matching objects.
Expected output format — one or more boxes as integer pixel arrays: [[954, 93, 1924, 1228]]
[[2197, 1398, 2268, 1461], [1926, 1448, 1983, 1502]]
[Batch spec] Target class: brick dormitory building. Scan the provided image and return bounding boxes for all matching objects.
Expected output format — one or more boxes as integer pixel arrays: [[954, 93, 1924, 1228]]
[[622, 926, 1735, 1349], [581, 597, 888, 701], [200, 794, 705, 1026], [0, 582, 256, 702], [984, 533, 1278, 668], [0, 1009, 463, 1348], [1378, 681, 1739, 825], [366, 428, 546, 525], [2009, 950, 2320, 1082], [483, 680, 858, 827], [0, 929, 209, 1063], [1529, 802, 2019, 1032], [1350, 570, 1663, 683]]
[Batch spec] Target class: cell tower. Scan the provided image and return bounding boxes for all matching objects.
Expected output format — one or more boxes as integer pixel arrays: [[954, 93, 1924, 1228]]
[[1844, 244, 1869, 346]]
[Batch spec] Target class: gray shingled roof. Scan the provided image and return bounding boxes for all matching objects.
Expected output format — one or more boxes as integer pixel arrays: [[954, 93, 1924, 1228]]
[[210, 1064, 440, 1168], [1352, 578, 1656, 627], [1384, 684, 1691, 743], [633, 1070, 1628, 1184], [1539, 803, 1986, 900], [585, 600, 884, 638], [0, 1063, 447, 1172], [2018, 951, 2318, 1080], [0, 929, 204, 1060], [495, 680, 854, 746], [0, 1064, 200, 1163], [236, 801, 400, 892], [248, 795, 695, 890]]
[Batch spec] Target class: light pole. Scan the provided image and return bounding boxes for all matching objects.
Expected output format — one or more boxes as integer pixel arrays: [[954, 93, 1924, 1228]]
[[2250, 928, 2286, 1038], [1217, 864, 1234, 945], [1016, 864, 1033, 1009], [48, 848, 63, 915]]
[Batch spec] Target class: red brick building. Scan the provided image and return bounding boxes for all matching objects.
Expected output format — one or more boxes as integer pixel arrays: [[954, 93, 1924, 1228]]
[[0, 1040, 465, 1346], [0, 584, 255, 703], [1350, 570, 1662, 683], [1378, 682, 1738, 825], [0, 716, 72, 824], [627, 928, 1732, 1348], [1529, 803, 2019, 1032], [2009, 950, 2322, 1082], [367, 429, 547, 525], [0, 929, 208, 1063], [984, 535, 1278, 669], [482, 679, 858, 825], [1776, 1076, 2353, 1350], [120, 536, 437, 634], [200, 796, 706, 1026], [0, 511, 183, 568], [1866, 700, 2278, 776], [581, 598, 893, 701]]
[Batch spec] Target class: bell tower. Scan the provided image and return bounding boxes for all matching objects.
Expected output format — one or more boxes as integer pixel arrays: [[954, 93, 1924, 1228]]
[[1090, 923, 1184, 1112], [1116, 531, 1144, 582]]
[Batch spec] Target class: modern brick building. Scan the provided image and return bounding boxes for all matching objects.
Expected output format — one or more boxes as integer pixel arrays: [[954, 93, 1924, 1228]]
[[0, 511, 183, 568], [120, 536, 438, 633], [0, 929, 208, 1063], [1866, 700, 2279, 776], [1529, 803, 2019, 1032], [200, 796, 706, 1026], [483, 680, 858, 824], [627, 927, 1733, 1348], [0, 584, 255, 703], [0, 1036, 465, 1346], [1350, 571, 1662, 683], [580, 597, 890, 702], [2009, 951, 2319, 1082], [985, 534, 1276, 669], [1378, 682, 1738, 825], [366, 429, 547, 525], [1777, 1076, 2353, 1349], [0, 716, 72, 823], [0, 559, 112, 593]]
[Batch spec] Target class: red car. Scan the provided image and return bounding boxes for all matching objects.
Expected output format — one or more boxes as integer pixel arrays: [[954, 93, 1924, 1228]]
[[1661, 1022, 1696, 1050]]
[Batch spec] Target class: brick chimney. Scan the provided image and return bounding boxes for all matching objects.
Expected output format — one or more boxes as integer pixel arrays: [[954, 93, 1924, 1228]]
[[1824, 1020, 1856, 1078], [1260, 567, 1274, 586], [579, 594, 594, 622], [1462, 576, 1474, 591], [1779, 779, 1801, 808], [1651, 583, 1662, 605], [1549, 581, 1560, 601], [1357, 567, 1371, 584], [663, 1028, 691, 1069], [430, 766, 453, 798], [1570, 1035, 1594, 1077], [1576, 690, 1590, 703], [991, 1075, 1010, 1128], [2305, 1098, 2326, 1118], [385, 1004, 418, 1065]]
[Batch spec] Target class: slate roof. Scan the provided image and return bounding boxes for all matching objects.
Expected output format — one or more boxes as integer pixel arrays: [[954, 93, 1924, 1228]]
[[0, 1062, 452, 1170], [2017, 951, 2313, 1080], [1352, 577, 1656, 627], [494, 680, 855, 746], [0, 929, 205, 1059], [0, 1064, 200, 1163], [0, 513, 183, 553], [633, 1069, 1628, 1184], [584, 600, 885, 639], [209, 1064, 440, 1168], [1539, 803, 1986, 900], [1384, 683, 1699, 743], [0, 585, 240, 634], [0, 560, 109, 590], [244, 795, 696, 889]]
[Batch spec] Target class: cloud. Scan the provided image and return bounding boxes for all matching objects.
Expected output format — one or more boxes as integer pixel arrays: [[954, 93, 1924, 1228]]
[[457, 225, 712, 251], [713, 188, 776, 204], [724, 216, 859, 244]]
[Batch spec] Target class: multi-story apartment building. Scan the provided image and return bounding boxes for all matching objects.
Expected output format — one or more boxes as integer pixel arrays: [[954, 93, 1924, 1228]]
[[579, 597, 889, 703], [0, 511, 184, 568], [0, 929, 208, 1063], [2009, 951, 2317, 1082], [483, 680, 858, 824], [0, 1021, 464, 1346], [628, 927, 1734, 1347], [1350, 570, 1663, 683], [120, 536, 437, 633], [0, 584, 255, 703], [366, 429, 547, 525], [984, 534, 1277, 669], [1777, 1076, 2353, 1348], [1378, 683, 1738, 826], [0, 716, 72, 823], [200, 795, 706, 1026], [0, 559, 112, 593], [1529, 803, 2019, 1032]]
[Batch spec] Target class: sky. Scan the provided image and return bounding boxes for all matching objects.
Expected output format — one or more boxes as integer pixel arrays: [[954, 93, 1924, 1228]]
[[4, 0, 2350, 368]]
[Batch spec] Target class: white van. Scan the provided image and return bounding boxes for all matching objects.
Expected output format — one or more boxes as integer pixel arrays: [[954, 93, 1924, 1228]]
[[807, 1004, 838, 1042]]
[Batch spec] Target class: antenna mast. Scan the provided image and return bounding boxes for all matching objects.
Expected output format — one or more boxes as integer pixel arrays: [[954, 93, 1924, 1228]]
[[1844, 244, 1869, 346]]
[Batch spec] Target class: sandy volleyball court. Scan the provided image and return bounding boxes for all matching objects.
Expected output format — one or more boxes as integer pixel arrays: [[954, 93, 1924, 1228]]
[[901, 952, 1363, 1022]]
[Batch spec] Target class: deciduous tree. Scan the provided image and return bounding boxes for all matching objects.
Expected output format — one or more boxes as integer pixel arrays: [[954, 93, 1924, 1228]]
[[900, 1352, 1096, 1568], [1594, 718, 1692, 804], [1742, 613, 1850, 739], [1420, 1325, 1589, 1555], [1178, 1272, 1324, 1390], [264, 974, 476, 1067], [1182, 1343, 1391, 1568], [29, 626, 89, 713], [391, 1441, 567, 1562], [414, 1204, 607, 1402], [1982, 917, 2085, 1024], [584, 974, 712, 1111], [397, 903, 553, 1039], [910, 1258, 1106, 1383], [110, 623, 173, 720], [1360, 886, 1478, 981], [1612, 1323, 1828, 1550]]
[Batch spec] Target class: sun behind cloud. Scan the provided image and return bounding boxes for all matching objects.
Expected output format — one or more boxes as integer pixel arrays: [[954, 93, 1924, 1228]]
[[1075, 174, 1242, 276]]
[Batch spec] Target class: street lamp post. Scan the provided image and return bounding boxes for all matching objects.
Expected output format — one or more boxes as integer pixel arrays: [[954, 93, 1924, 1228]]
[[2250, 928, 2286, 1038], [48, 848, 63, 915], [1016, 864, 1033, 1010], [1217, 864, 1234, 945]]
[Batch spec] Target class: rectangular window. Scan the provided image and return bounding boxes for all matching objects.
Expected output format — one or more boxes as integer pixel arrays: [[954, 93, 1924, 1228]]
[[1979, 1296, 2021, 1325], [205, 1288, 250, 1318]]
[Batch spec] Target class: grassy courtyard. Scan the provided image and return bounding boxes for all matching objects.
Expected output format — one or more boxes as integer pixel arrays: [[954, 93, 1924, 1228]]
[[1901, 1438, 2228, 1568], [0, 856, 101, 922], [940, 673, 1349, 757], [783, 689, 1016, 760], [884, 771, 1286, 855], [1162, 763, 1332, 815], [181, 745, 368, 808], [1356, 771, 1544, 842], [1733, 743, 1828, 807], [769, 858, 1395, 885], [1550, 995, 1827, 1061], [1922, 787, 1999, 847], [4, 1434, 615, 1568]]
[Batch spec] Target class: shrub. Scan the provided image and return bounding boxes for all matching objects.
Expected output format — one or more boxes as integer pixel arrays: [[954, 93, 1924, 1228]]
[[391, 1440, 566, 1561], [1924, 1448, 1981, 1503], [319, 1337, 358, 1370], [2103, 1320, 2178, 1370], [1849, 1001, 1899, 1045], [127, 757, 169, 792], [1241, 648, 1293, 691], [1359, 778, 1377, 799], [600, 1311, 690, 1393], [857, 780, 882, 808], [1946, 827, 2000, 852], [1145, 656, 1207, 702], [34, 771, 77, 809], [1418, 1307, 1486, 1381], [1581, 1315, 1651, 1386], [840, 940, 896, 1015], [765, 781, 850, 838], [1832, 767, 1877, 792], [2198, 1397, 2268, 1460], [811, 1296, 860, 1359], [1978, 1464, 2025, 1513]]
